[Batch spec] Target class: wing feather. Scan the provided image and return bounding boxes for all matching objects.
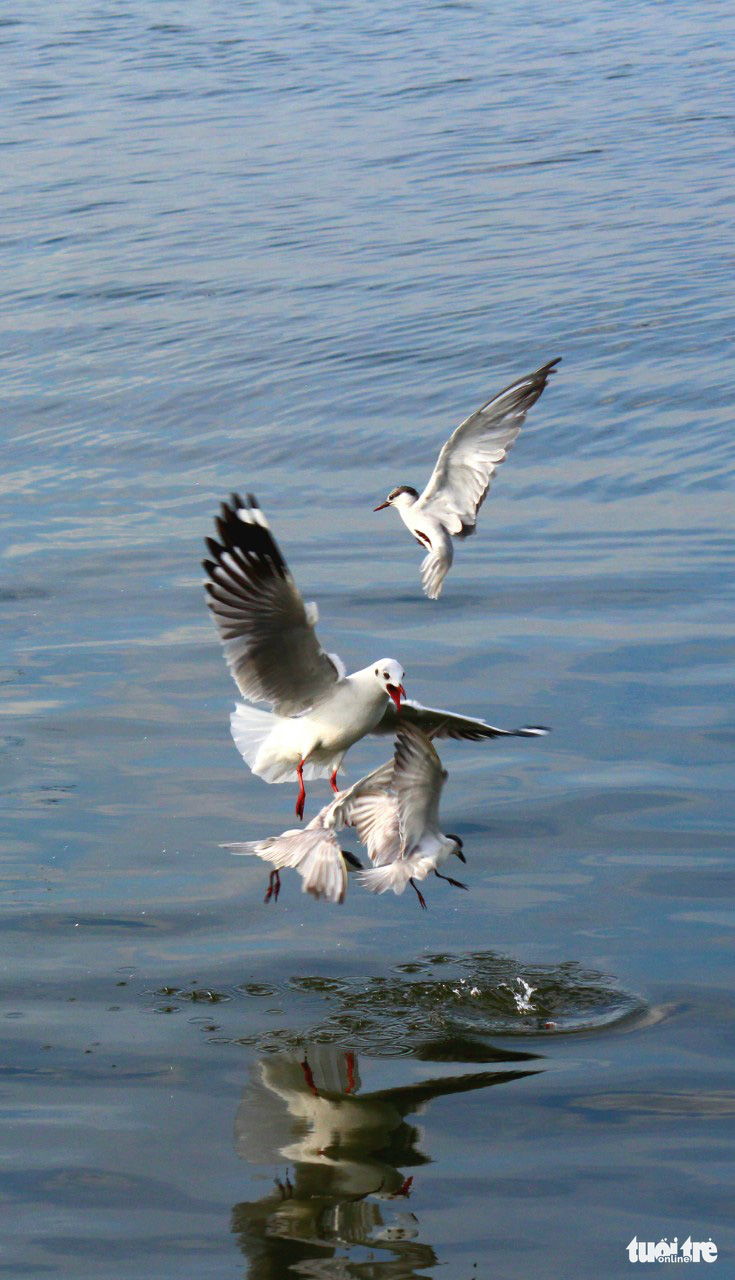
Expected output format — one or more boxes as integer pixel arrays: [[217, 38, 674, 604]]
[[375, 700, 549, 742], [203, 494, 342, 716], [345, 792, 401, 866], [224, 827, 348, 904], [392, 724, 446, 855], [417, 358, 560, 536]]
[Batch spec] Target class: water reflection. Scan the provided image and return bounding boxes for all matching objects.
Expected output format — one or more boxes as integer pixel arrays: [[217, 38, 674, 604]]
[[231, 1042, 541, 1277]]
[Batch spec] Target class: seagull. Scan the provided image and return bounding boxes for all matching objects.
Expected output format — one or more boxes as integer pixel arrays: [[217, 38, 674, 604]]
[[351, 723, 467, 909], [204, 494, 548, 819], [204, 494, 406, 820], [226, 725, 468, 910], [374, 358, 561, 598]]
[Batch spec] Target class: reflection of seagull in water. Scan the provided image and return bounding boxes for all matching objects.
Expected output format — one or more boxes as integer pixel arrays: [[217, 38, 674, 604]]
[[204, 494, 548, 820], [231, 1042, 540, 1276], [226, 724, 469, 909], [374, 358, 561, 598]]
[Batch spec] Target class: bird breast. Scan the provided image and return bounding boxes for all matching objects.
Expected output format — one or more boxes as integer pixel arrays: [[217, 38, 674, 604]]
[[309, 679, 387, 751]]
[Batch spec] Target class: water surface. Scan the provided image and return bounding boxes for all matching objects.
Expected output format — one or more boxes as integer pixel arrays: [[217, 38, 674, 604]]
[[2, 2, 734, 1276]]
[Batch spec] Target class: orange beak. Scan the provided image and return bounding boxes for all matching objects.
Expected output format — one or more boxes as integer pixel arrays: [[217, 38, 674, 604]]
[[374, 500, 390, 511], [387, 683, 405, 713]]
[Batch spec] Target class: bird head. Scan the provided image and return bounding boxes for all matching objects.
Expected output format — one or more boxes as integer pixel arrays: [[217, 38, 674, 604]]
[[445, 833, 466, 862], [373, 659, 406, 712], [374, 485, 419, 512]]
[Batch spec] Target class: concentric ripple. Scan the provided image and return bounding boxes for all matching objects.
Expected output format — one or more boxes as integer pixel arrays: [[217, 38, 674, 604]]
[[145, 951, 645, 1057]]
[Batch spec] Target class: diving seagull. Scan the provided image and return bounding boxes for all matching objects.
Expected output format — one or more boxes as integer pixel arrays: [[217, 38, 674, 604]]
[[351, 723, 467, 909], [226, 725, 468, 910], [374, 358, 561, 598], [204, 494, 548, 819]]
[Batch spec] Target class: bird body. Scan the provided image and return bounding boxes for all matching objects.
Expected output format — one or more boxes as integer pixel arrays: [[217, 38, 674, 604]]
[[375, 358, 561, 597], [204, 493, 405, 816], [230, 661, 401, 786]]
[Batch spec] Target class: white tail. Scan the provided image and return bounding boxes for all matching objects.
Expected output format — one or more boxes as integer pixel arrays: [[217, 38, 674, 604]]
[[421, 541, 453, 600], [357, 860, 417, 896], [225, 826, 347, 903], [229, 702, 331, 783]]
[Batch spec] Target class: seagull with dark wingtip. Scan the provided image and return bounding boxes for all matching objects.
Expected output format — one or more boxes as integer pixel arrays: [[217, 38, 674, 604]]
[[374, 358, 561, 598]]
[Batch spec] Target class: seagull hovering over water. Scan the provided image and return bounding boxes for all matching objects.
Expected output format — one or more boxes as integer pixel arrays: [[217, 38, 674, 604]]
[[226, 725, 469, 910], [204, 495, 548, 819], [204, 494, 405, 820], [374, 358, 561, 598], [351, 723, 467, 909]]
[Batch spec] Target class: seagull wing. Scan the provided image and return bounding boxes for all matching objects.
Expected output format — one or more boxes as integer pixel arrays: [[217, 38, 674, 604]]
[[354, 727, 445, 895], [416, 358, 560, 537], [224, 820, 348, 904], [321, 759, 396, 832], [375, 699, 549, 742], [392, 723, 446, 856], [203, 494, 342, 716], [345, 792, 401, 866]]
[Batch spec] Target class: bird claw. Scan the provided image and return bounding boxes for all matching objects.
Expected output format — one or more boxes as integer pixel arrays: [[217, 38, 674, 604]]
[[264, 870, 281, 904], [410, 878, 427, 910], [435, 869, 468, 890]]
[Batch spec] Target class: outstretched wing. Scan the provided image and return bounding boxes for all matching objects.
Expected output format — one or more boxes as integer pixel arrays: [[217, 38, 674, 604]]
[[392, 724, 446, 856], [375, 699, 549, 742], [417, 358, 560, 537], [203, 494, 342, 716]]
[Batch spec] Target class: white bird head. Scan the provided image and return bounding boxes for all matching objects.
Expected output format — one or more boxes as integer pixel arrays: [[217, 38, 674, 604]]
[[373, 485, 419, 513], [372, 659, 406, 712]]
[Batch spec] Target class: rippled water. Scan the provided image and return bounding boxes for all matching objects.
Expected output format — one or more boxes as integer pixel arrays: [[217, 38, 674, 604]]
[[3, 3, 735, 1276]]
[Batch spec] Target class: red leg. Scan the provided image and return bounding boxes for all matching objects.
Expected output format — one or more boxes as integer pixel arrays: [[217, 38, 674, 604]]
[[264, 869, 281, 904], [300, 1056, 318, 1097], [345, 1050, 356, 1094], [330, 766, 340, 794], [410, 877, 427, 910], [295, 758, 306, 820]]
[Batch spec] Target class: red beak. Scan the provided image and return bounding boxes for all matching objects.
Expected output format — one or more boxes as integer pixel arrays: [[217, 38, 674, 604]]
[[374, 500, 390, 511], [387, 683, 406, 713]]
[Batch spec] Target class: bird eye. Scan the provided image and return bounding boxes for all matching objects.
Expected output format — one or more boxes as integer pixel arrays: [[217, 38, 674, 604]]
[[383, 671, 389, 679], [375, 668, 379, 676]]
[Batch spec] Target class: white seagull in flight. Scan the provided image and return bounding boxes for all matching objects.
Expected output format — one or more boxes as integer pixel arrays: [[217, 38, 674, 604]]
[[204, 495, 548, 819], [226, 725, 469, 910], [374, 358, 561, 598]]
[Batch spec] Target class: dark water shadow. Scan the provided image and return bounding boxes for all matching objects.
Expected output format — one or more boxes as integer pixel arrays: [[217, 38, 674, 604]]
[[231, 1042, 539, 1278]]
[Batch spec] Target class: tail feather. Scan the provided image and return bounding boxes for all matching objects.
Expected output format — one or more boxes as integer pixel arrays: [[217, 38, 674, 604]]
[[356, 855, 430, 897], [229, 702, 330, 783], [421, 543, 452, 600], [225, 827, 347, 903]]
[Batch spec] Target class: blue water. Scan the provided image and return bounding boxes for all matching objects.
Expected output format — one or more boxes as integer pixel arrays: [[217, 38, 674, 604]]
[[2, 3, 735, 1276]]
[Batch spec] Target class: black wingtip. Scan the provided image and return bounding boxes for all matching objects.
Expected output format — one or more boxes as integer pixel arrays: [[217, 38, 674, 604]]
[[203, 493, 288, 581]]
